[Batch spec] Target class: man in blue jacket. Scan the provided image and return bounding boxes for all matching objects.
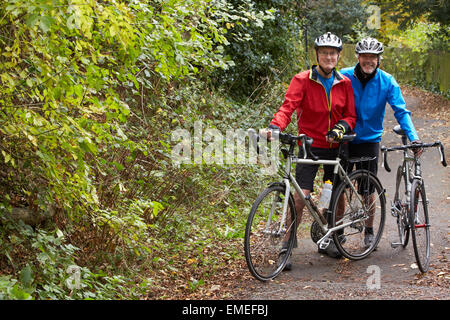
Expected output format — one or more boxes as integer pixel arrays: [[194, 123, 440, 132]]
[[340, 37, 422, 248]]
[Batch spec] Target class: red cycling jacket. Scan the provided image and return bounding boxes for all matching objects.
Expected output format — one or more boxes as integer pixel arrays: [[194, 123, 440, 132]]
[[270, 66, 356, 149]]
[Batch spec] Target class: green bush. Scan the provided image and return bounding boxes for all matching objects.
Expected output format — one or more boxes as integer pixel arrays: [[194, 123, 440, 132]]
[[212, 0, 303, 100]]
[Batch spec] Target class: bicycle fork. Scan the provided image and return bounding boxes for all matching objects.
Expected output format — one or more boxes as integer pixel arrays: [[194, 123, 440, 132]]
[[262, 180, 292, 237], [279, 179, 291, 235]]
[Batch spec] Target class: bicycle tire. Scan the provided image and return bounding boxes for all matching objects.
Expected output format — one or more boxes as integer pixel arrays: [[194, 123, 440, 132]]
[[410, 178, 430, 273], [393, 166, 410, 248], [244, 184, 297, 281], [331, 170, 386, 260]]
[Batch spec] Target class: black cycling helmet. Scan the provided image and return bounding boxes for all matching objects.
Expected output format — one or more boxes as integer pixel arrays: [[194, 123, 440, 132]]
[[355, 37, 384, 55], [314, 32, 343, 52]]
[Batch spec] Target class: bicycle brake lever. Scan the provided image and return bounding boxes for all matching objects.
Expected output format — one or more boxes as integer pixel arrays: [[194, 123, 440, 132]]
[[381, 147, 391, 172], [304, 137, 319, 161], [438, 142, 447, 167]]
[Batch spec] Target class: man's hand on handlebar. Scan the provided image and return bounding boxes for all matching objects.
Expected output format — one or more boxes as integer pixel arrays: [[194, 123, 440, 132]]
[[326, 122, 346, 143], [260, 129, 274, 141], [262, 125, 281, 141]]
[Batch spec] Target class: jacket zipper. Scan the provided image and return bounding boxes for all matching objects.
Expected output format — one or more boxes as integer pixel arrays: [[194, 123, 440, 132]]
[[310, 68, 341, 148], [328, 89, 333, 148], [313, 79, 333, 148]]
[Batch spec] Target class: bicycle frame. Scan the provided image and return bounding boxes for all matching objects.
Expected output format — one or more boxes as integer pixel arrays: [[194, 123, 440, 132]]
[[248, 128, 385, 250], [276, 152, 370, 249], [245, 129, 389, 280], [397, 149, 419, 209]]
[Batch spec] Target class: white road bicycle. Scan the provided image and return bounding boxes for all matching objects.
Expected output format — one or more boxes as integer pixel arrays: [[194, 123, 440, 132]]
[[244, 130, 386, 281], [381, 125, 447, 273]]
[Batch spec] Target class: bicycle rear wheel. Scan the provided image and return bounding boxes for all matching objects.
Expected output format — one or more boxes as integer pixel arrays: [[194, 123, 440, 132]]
[[331, 170, 386, 260], [393, 166, 410, 247], [244, 184, 297, 281], [410, 178, 430, 273]]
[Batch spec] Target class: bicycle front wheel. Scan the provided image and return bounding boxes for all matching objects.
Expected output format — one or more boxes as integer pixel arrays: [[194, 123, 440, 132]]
[[331, 170, 386, 260], [410, 178, 430, 273], [244, 184, 297, 281], [393, 166, 410, 248]]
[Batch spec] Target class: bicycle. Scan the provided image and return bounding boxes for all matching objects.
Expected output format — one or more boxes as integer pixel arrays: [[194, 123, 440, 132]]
[[381, 125, 447, 273], [244, 129, 386, 281]]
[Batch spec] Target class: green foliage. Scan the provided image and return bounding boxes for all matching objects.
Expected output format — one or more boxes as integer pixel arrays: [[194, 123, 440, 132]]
[[0, 275, 34, 300], [213, 0, 303, 99], [0, 220, 146, 299], [377, 0, 449, 52], [376, 0, 450, 28], [0, 0, 288, 299], [306, 0, 372, 42], [375, 15, 449, 95], [387, 21, 450, 52], [0, 0, 233, 233], [0, 0, 234, 220], [380, 47, 450, 96], [0, 0, 240, 299]]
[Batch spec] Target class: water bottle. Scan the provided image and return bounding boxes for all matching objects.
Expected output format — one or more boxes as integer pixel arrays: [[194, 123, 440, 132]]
[[318, 180, 333, 209]]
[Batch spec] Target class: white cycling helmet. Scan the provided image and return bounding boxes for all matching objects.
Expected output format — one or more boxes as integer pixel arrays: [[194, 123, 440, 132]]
[[314, 32, 343, 51], [355, 37, 384, 55]]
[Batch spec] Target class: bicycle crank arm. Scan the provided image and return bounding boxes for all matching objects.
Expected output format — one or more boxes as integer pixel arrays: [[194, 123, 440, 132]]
[[317, 218, 367, 249]]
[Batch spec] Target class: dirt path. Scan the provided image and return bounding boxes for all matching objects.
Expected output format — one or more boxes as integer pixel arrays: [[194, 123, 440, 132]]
[[231, 92, 450, 300]]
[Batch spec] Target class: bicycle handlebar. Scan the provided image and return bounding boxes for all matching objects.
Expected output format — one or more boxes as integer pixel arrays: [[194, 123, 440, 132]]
[[248, 129, 317, 159], [381, 141, 447, 172], [248, 128, 356, 161]]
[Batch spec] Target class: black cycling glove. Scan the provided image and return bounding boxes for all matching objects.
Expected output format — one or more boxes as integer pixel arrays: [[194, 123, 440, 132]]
[[326, 120, 349, 142]]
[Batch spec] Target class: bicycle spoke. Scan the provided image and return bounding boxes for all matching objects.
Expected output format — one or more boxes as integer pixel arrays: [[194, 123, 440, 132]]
[[410, 179, 430, 273], [331, 170, 385, 260], [364, 190, 383, 213], [392, 166, 410, 247], [245, 185, 296, 281]]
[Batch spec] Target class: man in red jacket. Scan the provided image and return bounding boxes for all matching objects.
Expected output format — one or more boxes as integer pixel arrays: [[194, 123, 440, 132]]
[[265, 32, 356, 268]]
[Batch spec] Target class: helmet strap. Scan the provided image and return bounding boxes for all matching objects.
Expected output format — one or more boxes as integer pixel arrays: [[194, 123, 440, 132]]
[[319, 65, 333, 76], [316, 51, 339, 77]]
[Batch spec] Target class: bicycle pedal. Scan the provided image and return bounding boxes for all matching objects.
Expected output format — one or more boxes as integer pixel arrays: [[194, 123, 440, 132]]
[[391, 242, 402, 248], [318, 238, 331, 250]]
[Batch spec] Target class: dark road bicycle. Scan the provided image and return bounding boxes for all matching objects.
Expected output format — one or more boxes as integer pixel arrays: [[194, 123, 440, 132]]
[[244, 130, 386, 281], [381, 125, 447, 273]]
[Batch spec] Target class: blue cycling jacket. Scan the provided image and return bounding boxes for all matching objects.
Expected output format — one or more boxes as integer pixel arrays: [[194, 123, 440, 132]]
[[340, 66, 419, 143]]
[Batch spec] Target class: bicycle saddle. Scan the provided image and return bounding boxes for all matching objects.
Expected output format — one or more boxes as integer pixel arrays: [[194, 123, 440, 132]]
[[393, 125, 406, 136]]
